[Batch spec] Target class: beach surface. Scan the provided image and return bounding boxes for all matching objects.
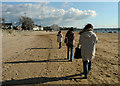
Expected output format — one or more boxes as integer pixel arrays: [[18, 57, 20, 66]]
[[1, 30, 119, 85]]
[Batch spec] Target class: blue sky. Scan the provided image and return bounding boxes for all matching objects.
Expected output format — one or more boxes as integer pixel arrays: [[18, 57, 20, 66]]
[[2, 2, 118, 28]]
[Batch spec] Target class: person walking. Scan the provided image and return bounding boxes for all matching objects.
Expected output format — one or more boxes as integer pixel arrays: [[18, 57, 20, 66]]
[[57, 31, 63, 49], [79, 24, 98, 79], [65, 27, 75, 62]]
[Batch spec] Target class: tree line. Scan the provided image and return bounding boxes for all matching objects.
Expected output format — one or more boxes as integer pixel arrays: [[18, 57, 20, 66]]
[[0, 16, 34, 30]]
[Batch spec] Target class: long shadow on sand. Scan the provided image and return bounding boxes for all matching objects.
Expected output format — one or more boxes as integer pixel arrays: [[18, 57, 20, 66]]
[[4, 59, 69, 64], [27, 48, 53, 49], [2, 73, 85, 85]]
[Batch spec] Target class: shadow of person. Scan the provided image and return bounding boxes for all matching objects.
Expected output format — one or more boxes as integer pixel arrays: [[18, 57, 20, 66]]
[[26, 48, 53, 50], [4, 58, 69, 64], [2, 74, 85, 85]]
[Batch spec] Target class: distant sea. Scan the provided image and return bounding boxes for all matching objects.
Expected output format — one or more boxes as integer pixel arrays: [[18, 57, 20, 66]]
[[76, 28, 120, 33]]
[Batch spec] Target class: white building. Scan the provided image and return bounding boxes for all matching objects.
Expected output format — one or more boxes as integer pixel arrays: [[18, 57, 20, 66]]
[[39, 27, 44, 30], [33, 26, 43, 31]]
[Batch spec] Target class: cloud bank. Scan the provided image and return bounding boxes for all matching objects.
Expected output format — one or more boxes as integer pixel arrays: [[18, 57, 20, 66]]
[[2, 3, 97, 27]]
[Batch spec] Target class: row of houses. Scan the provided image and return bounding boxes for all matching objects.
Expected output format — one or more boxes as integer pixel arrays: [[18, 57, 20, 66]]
[[1, 23, 61, 31]]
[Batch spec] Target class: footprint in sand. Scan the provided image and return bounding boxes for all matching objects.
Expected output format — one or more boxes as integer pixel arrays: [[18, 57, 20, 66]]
[[113, 73, 117, 75], [29, 53, 32, 56], [58, 65, 63, 71], [106, 74, 111, 77]]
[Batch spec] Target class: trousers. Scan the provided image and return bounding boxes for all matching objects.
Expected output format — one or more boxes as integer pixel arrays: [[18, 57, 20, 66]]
[[67, 46, 73, 61], [83, 60, 92, 78]]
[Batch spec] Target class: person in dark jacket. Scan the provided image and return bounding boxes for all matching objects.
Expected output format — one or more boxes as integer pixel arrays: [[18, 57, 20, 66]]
[[65, 27, 75, 61]]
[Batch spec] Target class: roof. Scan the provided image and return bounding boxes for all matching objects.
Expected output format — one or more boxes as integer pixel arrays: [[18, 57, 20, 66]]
[[2, 23, 12, 25]]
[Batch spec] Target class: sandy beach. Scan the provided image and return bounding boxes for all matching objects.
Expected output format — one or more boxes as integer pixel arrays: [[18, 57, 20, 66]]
[[1, 30, 119, 85]]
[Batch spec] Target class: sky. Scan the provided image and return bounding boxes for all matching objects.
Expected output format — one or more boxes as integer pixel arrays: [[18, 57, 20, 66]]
[[1, 2, 118, 28]]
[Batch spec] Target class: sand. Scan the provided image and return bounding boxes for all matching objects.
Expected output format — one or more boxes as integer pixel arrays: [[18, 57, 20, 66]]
[[1, 30, 119, 85]]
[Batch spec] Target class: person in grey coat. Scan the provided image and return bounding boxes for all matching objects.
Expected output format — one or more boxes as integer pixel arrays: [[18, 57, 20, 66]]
[[79, 24, 98, 79]]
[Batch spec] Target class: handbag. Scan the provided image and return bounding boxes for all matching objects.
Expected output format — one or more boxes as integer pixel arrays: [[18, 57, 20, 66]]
[[74, 44, 82, 59], [64, 37, 68, 43]]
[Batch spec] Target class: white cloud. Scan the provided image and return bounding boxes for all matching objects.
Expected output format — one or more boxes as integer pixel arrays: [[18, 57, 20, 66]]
[[2, 3, 97, 27]]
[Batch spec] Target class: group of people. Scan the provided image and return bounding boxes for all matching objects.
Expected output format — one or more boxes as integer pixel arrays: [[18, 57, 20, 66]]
[[57, 24, 98, 79]]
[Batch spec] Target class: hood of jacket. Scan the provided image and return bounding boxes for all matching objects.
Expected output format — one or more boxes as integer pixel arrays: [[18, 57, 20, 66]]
[[81, 31, 93, 38]]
